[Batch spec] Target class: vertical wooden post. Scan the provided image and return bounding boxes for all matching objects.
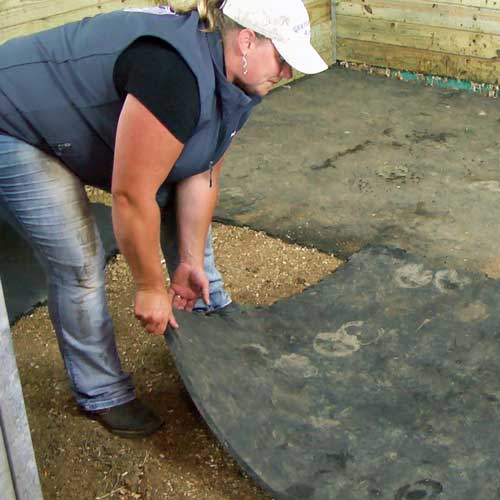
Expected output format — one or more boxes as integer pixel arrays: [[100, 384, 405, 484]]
[[0, 280, 43, 500], [331, 0, 337, 64]]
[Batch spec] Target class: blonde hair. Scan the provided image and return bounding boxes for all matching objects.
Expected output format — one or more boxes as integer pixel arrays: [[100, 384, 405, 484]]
[[197, 0, 226, 31], [168, 0, 265, 36]]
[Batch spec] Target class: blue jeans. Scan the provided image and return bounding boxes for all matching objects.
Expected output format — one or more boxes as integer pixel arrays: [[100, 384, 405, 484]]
[[0, 134, 230, 411]]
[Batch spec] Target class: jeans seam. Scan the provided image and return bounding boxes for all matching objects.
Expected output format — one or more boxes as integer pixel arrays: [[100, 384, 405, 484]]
[[49, 279, 83, 396]]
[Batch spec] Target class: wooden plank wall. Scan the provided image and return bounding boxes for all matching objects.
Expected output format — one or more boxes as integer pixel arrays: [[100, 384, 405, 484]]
[[336, 0, 500, 83], [0, 0, 154, 42], [308, 0, 336, 67], [0, 0, 334, 84]]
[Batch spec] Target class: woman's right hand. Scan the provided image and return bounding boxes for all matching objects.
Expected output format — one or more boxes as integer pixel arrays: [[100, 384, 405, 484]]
[[113, 94, 184, 336], [134, 288, 179, 335]]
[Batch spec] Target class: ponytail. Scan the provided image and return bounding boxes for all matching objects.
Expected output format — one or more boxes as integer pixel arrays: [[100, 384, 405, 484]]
[[197, 0, 225, 32], [167, 0, 242, 33], [166, 0, 263, 36]]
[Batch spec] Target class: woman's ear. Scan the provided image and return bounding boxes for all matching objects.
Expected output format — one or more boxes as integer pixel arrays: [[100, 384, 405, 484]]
[[237, 28, 257, 55]]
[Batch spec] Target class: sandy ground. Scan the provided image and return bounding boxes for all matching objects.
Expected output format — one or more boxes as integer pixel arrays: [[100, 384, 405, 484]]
[[11, 189, 341, 499]]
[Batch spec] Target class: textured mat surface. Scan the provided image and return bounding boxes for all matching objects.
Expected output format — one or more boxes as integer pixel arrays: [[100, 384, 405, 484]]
[[166, 246, 500, 500], [217, 67, 500, 275], [0, 203, 117, 324]]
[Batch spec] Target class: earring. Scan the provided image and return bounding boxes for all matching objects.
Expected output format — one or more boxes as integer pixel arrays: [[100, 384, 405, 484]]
[[242, 54, 248, 75]]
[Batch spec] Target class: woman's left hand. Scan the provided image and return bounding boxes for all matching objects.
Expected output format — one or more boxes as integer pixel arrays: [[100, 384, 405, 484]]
[[170, 262, 210, 311]]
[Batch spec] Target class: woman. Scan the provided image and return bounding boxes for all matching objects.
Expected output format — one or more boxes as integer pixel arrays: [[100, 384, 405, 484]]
[[0, 0, 327, 437]]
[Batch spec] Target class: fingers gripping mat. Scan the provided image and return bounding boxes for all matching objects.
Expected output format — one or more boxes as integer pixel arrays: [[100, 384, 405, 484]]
[[165, 246, 500, 500]]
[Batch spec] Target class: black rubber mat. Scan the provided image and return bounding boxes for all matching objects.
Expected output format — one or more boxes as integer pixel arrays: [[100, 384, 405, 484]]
[[0, 203, 117, 324], [166, 246, 500, 500], [217, 68, 500, 275]]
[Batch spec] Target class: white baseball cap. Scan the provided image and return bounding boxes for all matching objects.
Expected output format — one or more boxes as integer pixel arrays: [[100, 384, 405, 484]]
[[221, 0, 329, 75]]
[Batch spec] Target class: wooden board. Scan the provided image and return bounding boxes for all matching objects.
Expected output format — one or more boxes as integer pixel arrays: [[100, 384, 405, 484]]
[[433, 0, 500, 7], [337, 14, 500, 59], [336, 0, 500, 82], [337, 37, 500, 82], [0, 0, 155, 42], [337, 0, 500, 35]]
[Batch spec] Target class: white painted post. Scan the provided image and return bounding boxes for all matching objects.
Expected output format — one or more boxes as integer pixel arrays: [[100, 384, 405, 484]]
[[0, 280, 43, 500]]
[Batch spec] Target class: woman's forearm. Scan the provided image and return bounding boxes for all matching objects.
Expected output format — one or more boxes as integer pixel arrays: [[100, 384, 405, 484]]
[[111, 94, 185, 293], [112, 193, 165, 291], [111, 93, 185, 334], [175, 161, 223, 267]]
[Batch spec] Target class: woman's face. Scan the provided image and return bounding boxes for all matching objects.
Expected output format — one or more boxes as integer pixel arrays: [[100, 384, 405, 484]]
[[230, 32, 293, 96]]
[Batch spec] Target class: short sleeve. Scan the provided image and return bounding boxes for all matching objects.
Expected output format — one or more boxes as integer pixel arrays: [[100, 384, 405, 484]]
[[113, 36, 201, 144]]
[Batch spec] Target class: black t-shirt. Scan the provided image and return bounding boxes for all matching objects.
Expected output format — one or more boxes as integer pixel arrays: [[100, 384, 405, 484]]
[[113, 36, 201, 144]]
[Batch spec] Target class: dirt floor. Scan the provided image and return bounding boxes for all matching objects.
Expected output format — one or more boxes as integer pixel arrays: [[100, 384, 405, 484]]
[[11, 189, 341, 500]]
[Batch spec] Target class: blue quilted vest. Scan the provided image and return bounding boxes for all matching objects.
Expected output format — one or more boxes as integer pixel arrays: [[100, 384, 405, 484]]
[[0, 7, 260, 190]]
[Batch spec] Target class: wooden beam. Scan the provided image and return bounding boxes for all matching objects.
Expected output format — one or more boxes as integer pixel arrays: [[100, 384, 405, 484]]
[[0, 0, 154, 43], [306, 0, 333, 25], [399, 0, 500, 10], [337, 37, 500, 83], [337, 0, 500, 35], [0, 0, 154, 30], [337, 14, 500, 59]]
